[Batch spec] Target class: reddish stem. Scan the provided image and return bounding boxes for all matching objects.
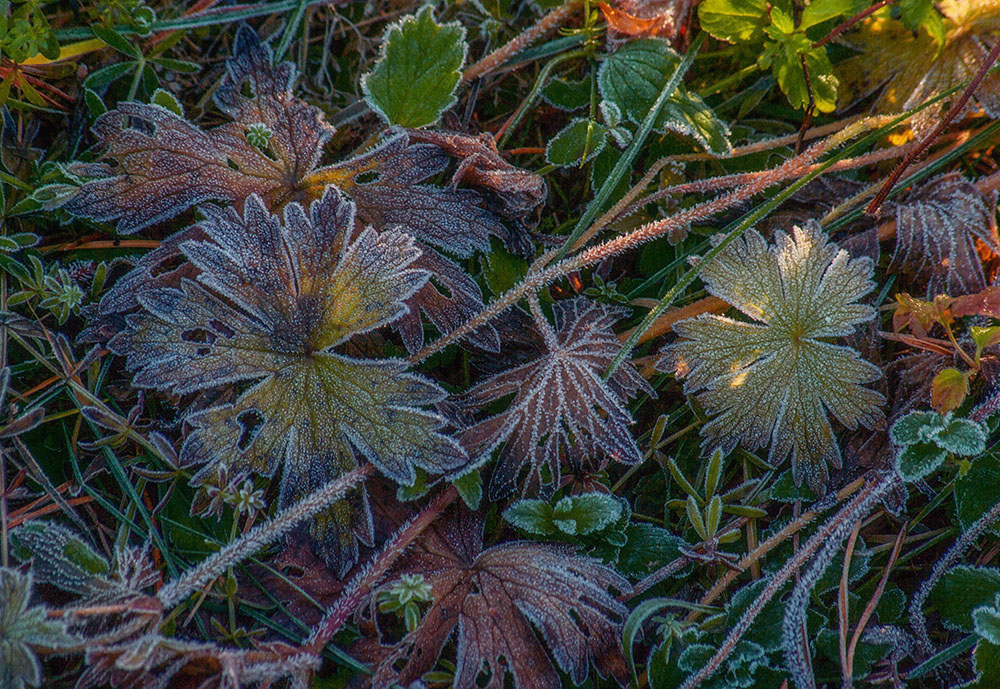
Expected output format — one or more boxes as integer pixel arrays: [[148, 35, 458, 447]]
[[868, 38, 1000, 214]]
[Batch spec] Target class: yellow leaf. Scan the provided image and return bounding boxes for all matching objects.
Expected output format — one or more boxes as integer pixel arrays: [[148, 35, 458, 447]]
[[931, 367, 971, 414]]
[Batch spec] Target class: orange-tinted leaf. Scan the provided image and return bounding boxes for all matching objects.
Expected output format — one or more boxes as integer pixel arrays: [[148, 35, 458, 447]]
[[889, 174, 1000, 297], [893, 293, 949, 337], [598, 0, 692, 42], [66, 26, 333, 233], [838, 2, 1000, 134], [932, 367, 972, 414], [952, 286, 1000, 319], [460, 299, 652, 499], [368, 508, 630, 689]]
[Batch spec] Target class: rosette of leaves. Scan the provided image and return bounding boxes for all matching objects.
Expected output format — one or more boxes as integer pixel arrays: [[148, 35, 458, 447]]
[[659, 222, 886, 491], [112, 189, 466, 571], [0, 568, 74, 689], [890, 410, 987, 482], [460, 298, 653, 499]]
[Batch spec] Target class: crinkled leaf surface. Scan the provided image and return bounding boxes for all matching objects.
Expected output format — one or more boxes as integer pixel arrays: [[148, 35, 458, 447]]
[[361, 5, 467, 128], [112, 191, 466, 570], [368, 509, 630, 689], [890, 173, 1000, 296], [659, 222, 886, 491], [598, 0, 690, 43], [838, 1, 1000, 133], [0, 568, 73, 689], [65, 26, 333, 233], [598, 39, 732, 154], [461, 298, 653, 500]]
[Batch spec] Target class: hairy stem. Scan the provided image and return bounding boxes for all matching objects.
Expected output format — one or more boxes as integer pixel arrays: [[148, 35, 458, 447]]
[[158, 465, 372, 609], [678, 473, 893, 689], [463, 1, 582, 82]]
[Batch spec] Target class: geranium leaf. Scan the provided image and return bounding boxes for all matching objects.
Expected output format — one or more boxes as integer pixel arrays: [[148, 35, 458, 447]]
[[361, 5, 467, 128], [368, 509, 630, 689], [111, 190, 466, 571], [303, 131, 509, 258], [660, 222, 886, 492], [890, 173, 1000, 297], [460, 298, 653, 500], [66, 26, 333, 233]]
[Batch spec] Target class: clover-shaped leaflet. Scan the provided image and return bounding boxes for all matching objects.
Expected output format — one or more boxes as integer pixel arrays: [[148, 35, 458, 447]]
[[659, 222, 886, 491], [112, 189, 466, 571]]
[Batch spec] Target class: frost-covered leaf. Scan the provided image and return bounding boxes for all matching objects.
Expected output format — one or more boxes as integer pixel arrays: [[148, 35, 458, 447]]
[[933, 566, 1000, 631], [659, 222, 886, 492], [112, 190, 466, 571], [504, 493, 623, 536], [361, 6, 467, 128], [545, 118, 608, 167], [838, 2, 1000, 134], [0, 568, 74, 689], [403, 128, 548, 248], [889, 173, 1000, 297], [303, 131, 510, 257], [65, 26, 333, 233], [975, 604, 1000, 645], [460, 298, 653, 500], [368, 509, 630, 689], [598, 39, 731, 154], [895, 442, 948, 482], [11, 521, 109, 595]]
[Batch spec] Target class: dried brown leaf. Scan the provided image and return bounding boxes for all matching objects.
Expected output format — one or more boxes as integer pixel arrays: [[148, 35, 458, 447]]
[[367, 508, 630, 689], [890, 173, 1000, 297]]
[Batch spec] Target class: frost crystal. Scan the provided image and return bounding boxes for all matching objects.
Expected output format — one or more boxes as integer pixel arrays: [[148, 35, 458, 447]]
[[660, 222, 886, 491]]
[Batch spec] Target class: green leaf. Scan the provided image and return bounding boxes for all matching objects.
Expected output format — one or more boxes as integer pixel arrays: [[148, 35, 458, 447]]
[[956, 452, 1000, 533], [545, 118, 607, 167], [615, 524, 685, 578], [503, 493, 623, 536], [92, 25, 141, 59], [361, 5, 467, 128], [541, 77, 590, 111], [770, 43, 839, 112], [503, 498, 556, 535], [900, 0, 945, 47], [598, 39, 731, 154], [660, 222, 885, 492], [890, 410, 941, 446], [452, 469, 482, 510], [932, 566, 1000, 631], [936, 416, 987, 456], [151, 88, 183, 116], [896, 442, 947, 482], [11, 522, 109, 594], [973, 640, 1000, 687], [698, 0, 769, 43], [799, 0, 867, 30], [83, 61, 137, 90], [975, 605, 1000, 645]]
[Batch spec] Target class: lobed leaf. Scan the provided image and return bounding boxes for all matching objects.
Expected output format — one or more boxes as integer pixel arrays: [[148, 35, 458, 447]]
[[112, 190, 466, 571], [66, 25, 333, 233], [460, 298, 653, 500], [368, 508, 630, 689], [890, 173, 1000, 297], [660, 222, 886, 492], [838, 1, 1000, 134]]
